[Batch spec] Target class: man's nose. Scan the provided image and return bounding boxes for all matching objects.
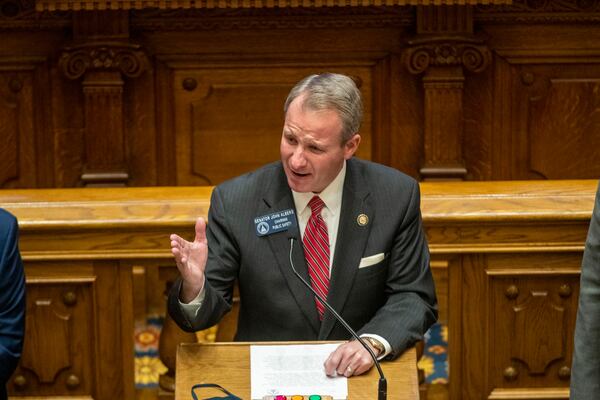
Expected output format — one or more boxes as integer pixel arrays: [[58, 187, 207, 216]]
[[289, 147, 307, 169]]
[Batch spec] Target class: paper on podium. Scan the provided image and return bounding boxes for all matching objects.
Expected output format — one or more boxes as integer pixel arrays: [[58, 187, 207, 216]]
[[250, 343, 348, 400]]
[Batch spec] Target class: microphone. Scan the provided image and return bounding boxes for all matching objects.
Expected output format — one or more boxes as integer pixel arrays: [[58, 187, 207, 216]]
[[288, 236, 387, 400]]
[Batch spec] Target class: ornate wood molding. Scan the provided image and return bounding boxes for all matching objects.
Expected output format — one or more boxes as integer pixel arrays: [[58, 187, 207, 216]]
[[0, 0, 70, 31], [404, 37, 491, 180], [57, 9, 149, 186], [476, 0, 600, 23], [35, 0, 511, 12], [403, 5, 492, 180], [404, 37, 491, 74], [402, 6, 491, 181], [59, 43, 148, 80], [59, 43, 148, 186], [130, 6, 414, 30]]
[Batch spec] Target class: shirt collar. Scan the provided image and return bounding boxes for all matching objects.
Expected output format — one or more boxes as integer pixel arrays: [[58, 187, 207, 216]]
[[292, 161, 346, 216]]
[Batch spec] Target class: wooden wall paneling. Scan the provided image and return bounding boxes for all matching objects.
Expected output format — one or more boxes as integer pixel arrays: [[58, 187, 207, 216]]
[[0, 66, 29, 187], [81, 69, 129, 184], [404, 5, 492, 181], [522, 68, 600, 180], [429, 257, 449, 324], [34, 57, 56, 187], [446, 254, 463, 400], [13, 259, 135, 398], [371, 54, 393, 166], [0, 24, 78, 188], [1, 3, 600, 188], [10, 261, 97, 397], [59, 10, 150, 187], [91, 259, 134, 400], [490, 53, 514, 180], [421, 65, 468, 180], [421, 180, 597, 400], [0, 58, 46, 188], [154, 59, 177, 186], [124, 66, 158, 187], [486, 254, 580, 399], [51, 64, 86, 188], [480, 20, 600, 180], [390, 53, 423, 178], [460, 253, 489, 399], [2, 186, 212, 399], [118, 261, 136, 399], [165, 60, 375, 186], [174, 65, 292, 186], [505, 62, 600, 181], [463, 65, 493, 180], [138, 7, 413, 184]]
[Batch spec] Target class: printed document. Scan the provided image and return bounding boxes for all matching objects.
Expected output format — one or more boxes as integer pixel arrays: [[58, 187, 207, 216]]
[[250, 343, 348, 400]]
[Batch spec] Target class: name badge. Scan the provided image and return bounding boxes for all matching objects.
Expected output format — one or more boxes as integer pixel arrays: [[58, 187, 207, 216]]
[[254, 209, 297, 237]]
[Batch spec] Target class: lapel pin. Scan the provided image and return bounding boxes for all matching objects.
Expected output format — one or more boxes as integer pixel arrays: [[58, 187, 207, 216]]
[[357, 214, 369, 226]]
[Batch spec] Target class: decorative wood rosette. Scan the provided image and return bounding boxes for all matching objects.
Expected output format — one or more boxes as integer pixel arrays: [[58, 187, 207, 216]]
[[59, 43, 148, 80], [403, 37, 491, 75]]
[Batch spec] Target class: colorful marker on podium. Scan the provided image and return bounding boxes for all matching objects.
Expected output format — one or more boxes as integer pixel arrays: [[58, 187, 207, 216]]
[[262, 395, 333, 400]]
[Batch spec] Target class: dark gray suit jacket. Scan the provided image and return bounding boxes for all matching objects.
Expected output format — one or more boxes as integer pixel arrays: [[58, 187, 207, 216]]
[[169, 158, 437, 358], [571, 181, 600, 399]]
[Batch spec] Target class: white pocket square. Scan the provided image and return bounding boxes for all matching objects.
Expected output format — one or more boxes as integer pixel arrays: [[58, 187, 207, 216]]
[[358, 253, 386, 268]]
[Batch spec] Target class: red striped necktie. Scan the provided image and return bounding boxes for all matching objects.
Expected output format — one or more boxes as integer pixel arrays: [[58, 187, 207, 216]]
[[303, 195, 330, 320]]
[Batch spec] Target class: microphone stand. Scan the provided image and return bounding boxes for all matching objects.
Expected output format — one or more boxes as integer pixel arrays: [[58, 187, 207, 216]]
[[288, 237, 387, 400]]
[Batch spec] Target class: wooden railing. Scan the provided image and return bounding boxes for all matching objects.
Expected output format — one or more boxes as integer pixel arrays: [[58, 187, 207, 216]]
[[3, 180, 596, 400]]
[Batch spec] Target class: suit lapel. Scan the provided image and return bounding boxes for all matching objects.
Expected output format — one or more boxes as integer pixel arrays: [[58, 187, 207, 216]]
[[319, 160, 372, 339], [263, 165, 321, 335]]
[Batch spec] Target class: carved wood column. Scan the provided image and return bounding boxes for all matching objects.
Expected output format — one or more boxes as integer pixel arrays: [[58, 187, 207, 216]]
[[59, 11, 148, 186], [404, 5, 490, 181]]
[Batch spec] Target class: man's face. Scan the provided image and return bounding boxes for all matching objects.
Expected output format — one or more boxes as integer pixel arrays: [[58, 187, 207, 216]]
[[280, 96, 360, 193]]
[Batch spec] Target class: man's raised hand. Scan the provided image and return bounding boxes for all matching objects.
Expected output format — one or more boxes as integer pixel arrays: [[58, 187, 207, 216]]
[[170, 217, 208, 303]]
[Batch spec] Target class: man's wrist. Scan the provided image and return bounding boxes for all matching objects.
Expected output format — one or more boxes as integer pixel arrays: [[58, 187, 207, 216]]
[[363, 337, 385, 356], [180, 278, 204, 304]]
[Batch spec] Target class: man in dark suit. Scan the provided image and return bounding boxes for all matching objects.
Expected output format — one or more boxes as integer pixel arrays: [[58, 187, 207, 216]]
[[168, 73, 437, 377], [571, 181, 600, 399], [0, 209, 26, 399]]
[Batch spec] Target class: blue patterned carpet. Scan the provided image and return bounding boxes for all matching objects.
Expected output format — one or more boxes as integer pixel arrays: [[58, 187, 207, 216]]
[[134, 318, 448, 388], [134, 316, 167, 388], [418, 323, 448, 384]]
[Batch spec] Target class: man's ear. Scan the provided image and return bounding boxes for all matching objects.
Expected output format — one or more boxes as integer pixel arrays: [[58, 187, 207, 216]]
[[343, 134, 361, 160]]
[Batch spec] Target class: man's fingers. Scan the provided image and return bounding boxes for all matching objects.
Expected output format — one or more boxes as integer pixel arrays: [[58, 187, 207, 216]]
[[324, 341, 375, 377], [170, 233, 183, 245], [353, 362, 370, 376], [324, 349, 342, 376], [171, 247, 186, 267], [339, 352, 359, 377], [194, 217, 207, 244], [325, 343, 353, 376]]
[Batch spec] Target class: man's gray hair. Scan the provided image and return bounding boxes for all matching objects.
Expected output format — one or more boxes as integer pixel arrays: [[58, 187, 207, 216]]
[[284, 73, 363, 143]]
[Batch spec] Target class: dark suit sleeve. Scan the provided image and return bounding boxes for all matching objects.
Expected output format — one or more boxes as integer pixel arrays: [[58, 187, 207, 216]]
[[571, 182, 600, 399], [357, 180, 438, 358], [0, 211, 26, 385], [168, 186, 239, 332]]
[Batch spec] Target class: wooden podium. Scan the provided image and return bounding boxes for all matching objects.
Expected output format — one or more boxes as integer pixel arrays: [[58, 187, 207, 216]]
[[175, 342, 419, 400]]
